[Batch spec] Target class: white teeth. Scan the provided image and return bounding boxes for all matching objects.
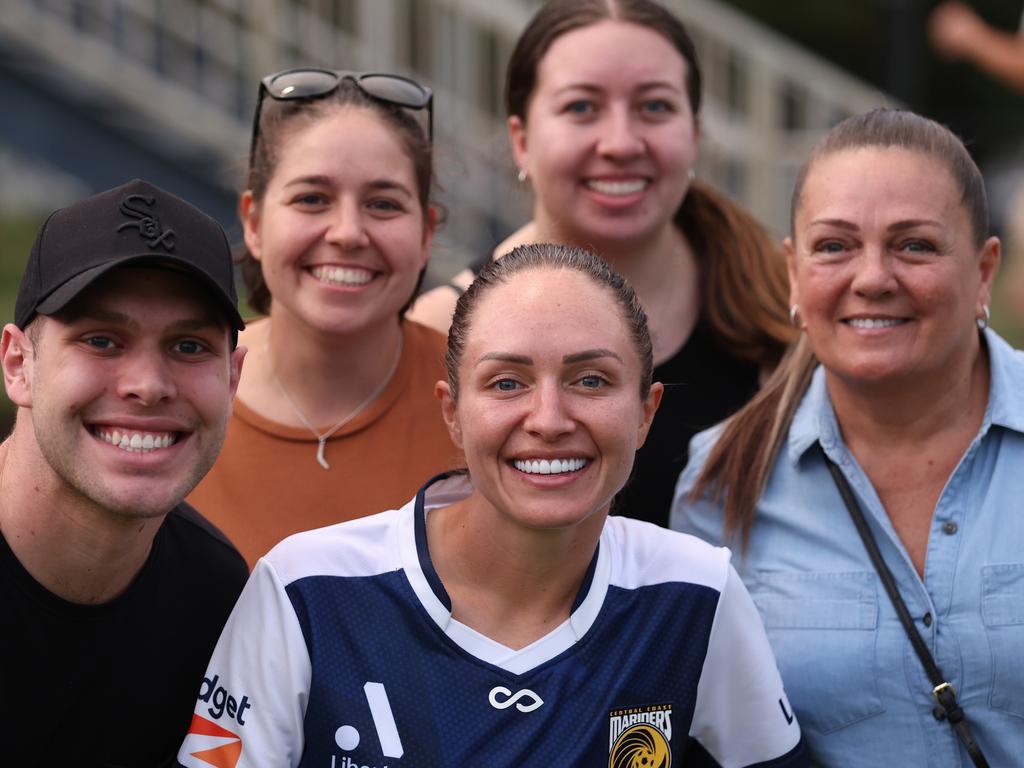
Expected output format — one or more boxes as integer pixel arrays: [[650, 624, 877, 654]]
[[586, 179, 647, 196], [847, 318, 903, 329], [95, 429, 178, 453], [514, 458, 588, 475], [311, 265, 374, 286]]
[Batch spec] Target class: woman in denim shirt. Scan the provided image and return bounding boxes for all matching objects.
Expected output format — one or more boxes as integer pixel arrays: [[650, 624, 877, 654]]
[[673, 108, 1022, 766]]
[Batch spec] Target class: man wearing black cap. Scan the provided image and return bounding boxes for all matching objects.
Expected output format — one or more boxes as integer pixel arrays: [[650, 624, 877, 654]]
[[0, 179, 249, 765]]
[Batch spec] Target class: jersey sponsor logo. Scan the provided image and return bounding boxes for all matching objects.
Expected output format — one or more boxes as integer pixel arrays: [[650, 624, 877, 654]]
[[179, 714, 242, 768], [197, 674, 252, 726], [608, 703, 672, 768], [329, 682, 405, 766], [488, 686, 544, 712]]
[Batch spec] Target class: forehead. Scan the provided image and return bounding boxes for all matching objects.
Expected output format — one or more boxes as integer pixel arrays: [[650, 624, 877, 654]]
[[537, 20, 687, 93], [273, 106, 416, 182], [466, 267, 635, 354], [796, 147, 963, 226]]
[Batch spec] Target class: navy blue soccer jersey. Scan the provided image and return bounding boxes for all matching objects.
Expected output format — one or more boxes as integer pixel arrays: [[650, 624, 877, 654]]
[[179, 475, 806, 767]]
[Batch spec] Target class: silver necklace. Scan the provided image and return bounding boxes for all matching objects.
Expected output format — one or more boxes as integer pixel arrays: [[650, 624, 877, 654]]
[[264, 329, 404, 470]]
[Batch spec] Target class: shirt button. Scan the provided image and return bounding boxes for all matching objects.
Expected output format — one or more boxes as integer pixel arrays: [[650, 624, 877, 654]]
[[923, 612, 933, 627], [942, 521, 958, 535]]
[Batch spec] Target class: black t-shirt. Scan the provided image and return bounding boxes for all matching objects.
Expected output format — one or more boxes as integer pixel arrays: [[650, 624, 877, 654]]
[[614, 321, 759, 527], [0, 503, 248, 767]]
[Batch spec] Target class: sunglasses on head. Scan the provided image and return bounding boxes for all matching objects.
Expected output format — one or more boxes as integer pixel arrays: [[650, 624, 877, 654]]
[[249, 68, 434, 166]]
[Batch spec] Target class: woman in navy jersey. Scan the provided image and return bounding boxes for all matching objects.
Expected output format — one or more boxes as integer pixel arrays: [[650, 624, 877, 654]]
[[179, 244, 808, 767]]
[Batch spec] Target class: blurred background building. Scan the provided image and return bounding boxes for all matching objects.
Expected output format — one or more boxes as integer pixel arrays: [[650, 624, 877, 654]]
[[2, 0, 1023, 429]]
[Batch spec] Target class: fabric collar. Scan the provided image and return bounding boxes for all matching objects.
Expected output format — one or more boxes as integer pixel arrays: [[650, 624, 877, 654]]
[[788, 328, 1024, 465]]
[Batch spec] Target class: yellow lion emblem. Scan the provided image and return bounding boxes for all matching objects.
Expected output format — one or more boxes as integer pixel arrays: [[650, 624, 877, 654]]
[[609, 723, 671, 768]]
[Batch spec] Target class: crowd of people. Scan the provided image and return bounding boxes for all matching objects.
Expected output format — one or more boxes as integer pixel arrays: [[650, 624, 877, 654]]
[[0, 1, 1018, 766]]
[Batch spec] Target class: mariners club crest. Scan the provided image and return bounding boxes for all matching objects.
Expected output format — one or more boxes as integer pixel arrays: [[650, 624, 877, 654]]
[[608, 703, 672, 768]]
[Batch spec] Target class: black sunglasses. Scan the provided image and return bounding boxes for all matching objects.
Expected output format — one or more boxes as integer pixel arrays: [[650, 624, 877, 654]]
[[249, 68, 434, 166]]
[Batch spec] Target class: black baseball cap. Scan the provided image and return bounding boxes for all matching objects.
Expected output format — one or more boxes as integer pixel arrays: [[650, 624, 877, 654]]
[[14, 178, 245, 343]]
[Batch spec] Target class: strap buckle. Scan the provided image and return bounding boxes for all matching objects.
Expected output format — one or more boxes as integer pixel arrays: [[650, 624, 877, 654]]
[[932, 681, 955, 704]]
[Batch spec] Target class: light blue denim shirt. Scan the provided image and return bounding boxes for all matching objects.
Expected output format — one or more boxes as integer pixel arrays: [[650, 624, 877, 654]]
[[672, 329, 1024, 767]]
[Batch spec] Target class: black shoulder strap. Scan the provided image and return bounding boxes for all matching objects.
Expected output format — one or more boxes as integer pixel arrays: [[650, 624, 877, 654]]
[[824, 456, 989, 768]]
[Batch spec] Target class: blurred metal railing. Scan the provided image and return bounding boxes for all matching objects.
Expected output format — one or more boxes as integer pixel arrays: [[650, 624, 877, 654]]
[[0, 0, 891, 271]]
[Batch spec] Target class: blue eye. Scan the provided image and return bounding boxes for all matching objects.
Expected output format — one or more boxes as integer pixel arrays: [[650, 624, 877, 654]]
[[174, 339, 207, 355], [494, 379, 521, 392], [565, 100, 594, 115], [814, 240, 846, 254], [641, 99, 672, 114], [579, 375, 606, 389], [901, 239, 935, 253], [85, 336, 115, 350]]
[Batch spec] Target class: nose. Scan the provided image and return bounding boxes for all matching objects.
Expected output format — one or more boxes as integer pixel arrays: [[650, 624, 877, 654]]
[[116, 348, 177, 406], [596, 105, 644, 160], [851, 245, 898, 299], [325, 197, 370, 250], [523, 380, 575, 441]]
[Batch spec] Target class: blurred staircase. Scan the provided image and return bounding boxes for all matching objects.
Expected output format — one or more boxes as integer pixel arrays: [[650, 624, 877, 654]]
[[0, 0, 892, 274]]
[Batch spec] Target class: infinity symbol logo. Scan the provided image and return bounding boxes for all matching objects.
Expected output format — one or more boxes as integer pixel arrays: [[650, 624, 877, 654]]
[[488, 686, 544, 712]]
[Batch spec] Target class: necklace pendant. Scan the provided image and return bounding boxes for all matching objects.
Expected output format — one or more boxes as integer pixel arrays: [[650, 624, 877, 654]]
[[316, 438, 330, 470]]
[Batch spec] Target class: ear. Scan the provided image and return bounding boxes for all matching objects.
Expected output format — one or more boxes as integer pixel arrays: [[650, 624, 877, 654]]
[[228, 345, 247, 399], [418, 205, 438, 270], [508, 115, 528, 180], [2, 323, 34, 408], [239, 190, 262, 262], [977, 235, 1001, 311], [435, 380, 463, 450], [635, 382, 664, 450], [784, 236, 799, 310], [692, 113, 702, 147]]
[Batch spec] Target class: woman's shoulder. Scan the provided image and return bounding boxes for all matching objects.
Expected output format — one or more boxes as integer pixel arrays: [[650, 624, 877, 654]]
[[603, 515, 732, 594], [261, 503, 410, 586]]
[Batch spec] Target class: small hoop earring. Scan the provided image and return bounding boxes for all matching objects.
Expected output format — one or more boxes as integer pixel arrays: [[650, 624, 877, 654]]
[[517, 168, 528, 183], [789, 304, 801, 328], [977, 304, 990, 330]]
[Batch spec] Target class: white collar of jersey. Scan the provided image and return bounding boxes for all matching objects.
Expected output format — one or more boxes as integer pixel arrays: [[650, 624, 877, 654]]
[[397, 473, 611, 674]]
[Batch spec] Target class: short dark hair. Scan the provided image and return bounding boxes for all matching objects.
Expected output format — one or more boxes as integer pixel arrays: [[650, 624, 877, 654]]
[[445, 243, 653, 400]]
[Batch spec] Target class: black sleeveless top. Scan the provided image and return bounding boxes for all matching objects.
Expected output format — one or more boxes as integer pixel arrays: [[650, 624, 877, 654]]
[[613, 320, 759, 527]]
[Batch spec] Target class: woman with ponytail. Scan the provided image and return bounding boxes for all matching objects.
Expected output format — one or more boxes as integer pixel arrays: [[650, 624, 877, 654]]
[[410, 0, 793, 525], [674, 108, 1021, 766]]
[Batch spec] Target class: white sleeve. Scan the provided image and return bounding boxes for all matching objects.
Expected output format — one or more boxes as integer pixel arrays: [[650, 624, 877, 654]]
[[177, 558, 312, 768], [690, 565, 805, 767]]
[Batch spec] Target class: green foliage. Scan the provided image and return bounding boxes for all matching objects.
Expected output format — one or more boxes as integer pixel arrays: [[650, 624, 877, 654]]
[[0, 215, 45, 435]]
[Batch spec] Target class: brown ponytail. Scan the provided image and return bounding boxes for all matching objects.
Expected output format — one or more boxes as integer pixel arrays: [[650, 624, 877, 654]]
[[679, 181, 794, 370], [688, 337, 816, 549]]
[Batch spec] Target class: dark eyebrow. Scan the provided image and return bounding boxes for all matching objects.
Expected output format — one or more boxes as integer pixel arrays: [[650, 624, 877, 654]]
[[887, 219, 942, 232], [283, 174, 332, 188], [809, 218, 859, 231], [478, 352, 533, 365], [563, 349, 623, 365], [68, 309, 224, 335], [366, 179, 414, 197]]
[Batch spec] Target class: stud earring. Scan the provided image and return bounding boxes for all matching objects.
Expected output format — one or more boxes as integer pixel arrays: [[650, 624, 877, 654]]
[[977, 304, 990, 330], [687, 168, 696, 181], [789, 304, 801, 328], [517, 168, 528, 183]]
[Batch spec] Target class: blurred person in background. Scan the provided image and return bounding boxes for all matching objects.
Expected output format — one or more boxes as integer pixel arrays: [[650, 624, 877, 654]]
[[410, 0, 794, 528], [188, 70, 456, 567], [930, 0, 1024, 327], [674, 109, 1017, 767]]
